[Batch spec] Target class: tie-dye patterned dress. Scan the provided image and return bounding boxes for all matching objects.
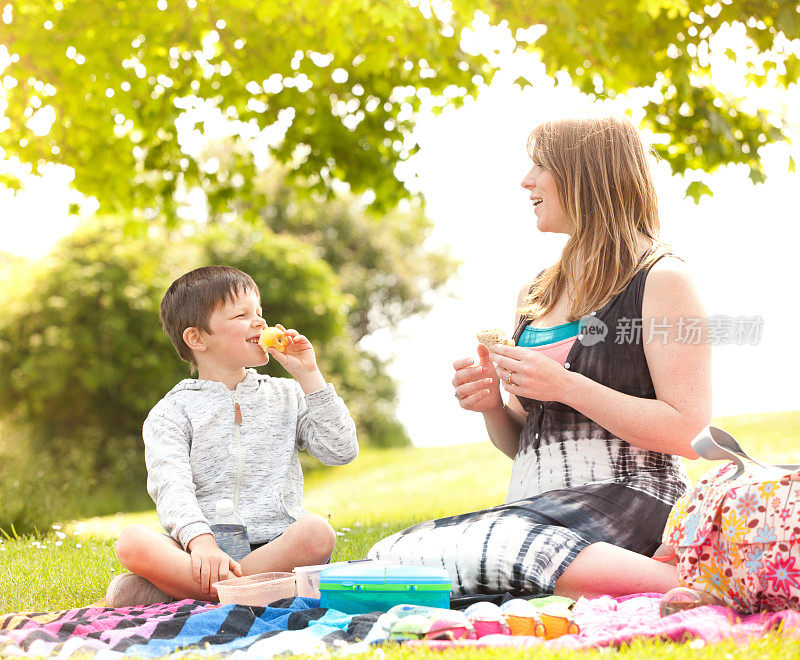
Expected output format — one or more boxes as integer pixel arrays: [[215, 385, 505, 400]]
[[368, 251, 691, 596]]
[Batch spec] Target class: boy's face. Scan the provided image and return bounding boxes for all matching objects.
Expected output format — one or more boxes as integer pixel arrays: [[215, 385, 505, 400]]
[[198, 289, 269, 370]]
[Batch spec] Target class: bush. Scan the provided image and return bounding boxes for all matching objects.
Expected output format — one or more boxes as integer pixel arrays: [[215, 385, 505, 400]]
[[0, 216, 412, 530], [0, 422, 153, 535]]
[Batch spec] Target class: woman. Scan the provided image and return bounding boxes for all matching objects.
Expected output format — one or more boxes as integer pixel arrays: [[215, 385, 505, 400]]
[[368, 116, 712, 599]]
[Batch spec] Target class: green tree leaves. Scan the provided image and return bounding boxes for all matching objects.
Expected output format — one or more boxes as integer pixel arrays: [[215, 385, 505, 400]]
[[472, 0, 796, 197], [684, 179, 713, 203], [3, 1, 795, 214], [1, 0, 487, 218]]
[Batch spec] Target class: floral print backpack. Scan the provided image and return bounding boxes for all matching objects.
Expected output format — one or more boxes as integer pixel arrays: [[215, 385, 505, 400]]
[[664, 426, 800, 613]]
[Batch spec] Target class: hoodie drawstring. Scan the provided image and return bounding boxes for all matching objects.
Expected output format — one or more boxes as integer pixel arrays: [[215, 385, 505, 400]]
[[230, 392, 244, 510]]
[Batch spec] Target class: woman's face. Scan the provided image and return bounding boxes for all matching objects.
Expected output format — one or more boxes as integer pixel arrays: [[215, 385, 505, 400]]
[[520, 162, 571, 235]]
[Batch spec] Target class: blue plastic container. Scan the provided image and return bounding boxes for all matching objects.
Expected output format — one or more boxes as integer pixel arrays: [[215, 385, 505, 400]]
[[319, 564, 451, 614]]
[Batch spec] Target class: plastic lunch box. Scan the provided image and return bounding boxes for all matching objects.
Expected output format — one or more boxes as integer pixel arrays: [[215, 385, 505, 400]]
[[294, 559, 381, 598], [319, 564, 451, 614], [213, 571, 296, 606]]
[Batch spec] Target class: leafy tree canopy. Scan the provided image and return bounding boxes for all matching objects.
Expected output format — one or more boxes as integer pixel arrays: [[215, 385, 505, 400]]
[[1, 0, 796, 213], [470, 0, 799, 193], [1, 0, 484, 218]]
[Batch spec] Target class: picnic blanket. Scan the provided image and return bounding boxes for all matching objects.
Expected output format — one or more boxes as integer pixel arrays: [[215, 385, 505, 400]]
[[0, 597, 378, 657], [2, 594, 799, 657], [406, 593, 800, 651]]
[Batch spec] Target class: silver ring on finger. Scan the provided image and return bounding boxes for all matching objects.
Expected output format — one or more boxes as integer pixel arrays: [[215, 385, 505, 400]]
[[454, 389, 461, 399], [506, 372, 513, 385]]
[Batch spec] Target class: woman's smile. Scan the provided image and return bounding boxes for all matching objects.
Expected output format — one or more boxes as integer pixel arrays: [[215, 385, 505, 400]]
[[521, 163, 568, 232]]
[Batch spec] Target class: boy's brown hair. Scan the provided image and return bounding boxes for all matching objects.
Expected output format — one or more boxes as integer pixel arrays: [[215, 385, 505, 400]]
[[160, 265, 260, 369]]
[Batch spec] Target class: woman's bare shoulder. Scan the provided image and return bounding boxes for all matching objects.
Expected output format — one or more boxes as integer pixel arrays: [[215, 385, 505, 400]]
[[643, 256, 704, 316], [645, 255, 695, 290]]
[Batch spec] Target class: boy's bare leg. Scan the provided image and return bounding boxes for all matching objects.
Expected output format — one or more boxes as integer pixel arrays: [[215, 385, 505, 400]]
[[115, 524, 215, 601], [239, 513, 336, 575], [116, 514, 335, 598], [554, 541, 680, 600]]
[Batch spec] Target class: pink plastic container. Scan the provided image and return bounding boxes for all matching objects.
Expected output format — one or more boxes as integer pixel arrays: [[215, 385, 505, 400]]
[[213, 572, 296, 606]]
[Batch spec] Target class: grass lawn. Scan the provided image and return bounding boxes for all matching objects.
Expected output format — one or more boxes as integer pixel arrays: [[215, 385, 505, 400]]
[[1, 409, 799, 657]]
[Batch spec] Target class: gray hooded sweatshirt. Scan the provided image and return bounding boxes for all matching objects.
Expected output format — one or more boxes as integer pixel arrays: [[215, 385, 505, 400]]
[[143, 369, 358, 549]]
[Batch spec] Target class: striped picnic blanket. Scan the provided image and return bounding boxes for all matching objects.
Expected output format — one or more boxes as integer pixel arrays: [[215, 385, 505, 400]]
[[3, 593, 800, 657], [0, 597, 378, 657]]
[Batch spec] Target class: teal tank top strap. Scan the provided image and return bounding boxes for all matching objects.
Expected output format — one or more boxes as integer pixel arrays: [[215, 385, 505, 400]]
[[517, 319, 583, 348]]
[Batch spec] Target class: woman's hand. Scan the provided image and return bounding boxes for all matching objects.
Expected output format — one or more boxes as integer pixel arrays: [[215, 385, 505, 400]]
[[489, 343, 574, 403], [452, 344, 503, 413]]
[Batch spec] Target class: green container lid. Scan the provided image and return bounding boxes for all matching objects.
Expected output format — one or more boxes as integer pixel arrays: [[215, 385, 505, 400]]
[[319, 564, 451, 592]]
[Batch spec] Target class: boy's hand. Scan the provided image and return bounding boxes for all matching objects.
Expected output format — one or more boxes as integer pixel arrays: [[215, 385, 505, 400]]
[[187, 534, 243, 598], [267, 325, 326, 393]]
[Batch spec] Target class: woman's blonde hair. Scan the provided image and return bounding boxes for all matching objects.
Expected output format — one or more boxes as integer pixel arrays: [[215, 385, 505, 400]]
[[521, 115, 669, 321]]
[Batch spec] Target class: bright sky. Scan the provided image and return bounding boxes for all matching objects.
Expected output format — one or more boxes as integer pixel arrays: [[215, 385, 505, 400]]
[[2, 30, 799, 447]]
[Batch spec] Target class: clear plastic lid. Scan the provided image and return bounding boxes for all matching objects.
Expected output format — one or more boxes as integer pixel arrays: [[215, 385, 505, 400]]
[[318, 563, 450, 585], [215, 498, 235, 516]]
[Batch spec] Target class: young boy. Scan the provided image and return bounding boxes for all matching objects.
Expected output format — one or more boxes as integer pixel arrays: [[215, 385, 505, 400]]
[[106, 265, 358, 607]]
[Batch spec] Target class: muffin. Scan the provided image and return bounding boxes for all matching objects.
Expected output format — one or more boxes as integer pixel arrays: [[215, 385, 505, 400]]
[[476, 329, 514, 350]]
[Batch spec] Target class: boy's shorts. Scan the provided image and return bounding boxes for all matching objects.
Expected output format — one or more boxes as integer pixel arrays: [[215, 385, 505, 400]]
[[163, 532, 282, 554], [248, 535, 281, 552]]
